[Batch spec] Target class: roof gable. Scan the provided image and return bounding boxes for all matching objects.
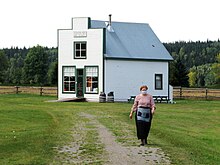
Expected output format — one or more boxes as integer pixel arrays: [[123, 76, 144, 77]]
[[91, 20, 173, 61]]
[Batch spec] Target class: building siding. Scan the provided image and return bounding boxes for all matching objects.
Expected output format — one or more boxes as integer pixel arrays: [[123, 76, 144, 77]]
[[104, 59, 169, 101]]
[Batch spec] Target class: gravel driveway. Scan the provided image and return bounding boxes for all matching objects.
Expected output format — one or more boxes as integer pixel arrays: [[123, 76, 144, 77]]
[[52, 112, 171, 164]]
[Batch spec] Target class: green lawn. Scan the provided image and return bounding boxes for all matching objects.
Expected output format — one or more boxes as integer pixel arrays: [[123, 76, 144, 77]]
[[0, 94, 219, 164], [151, 100, 220, 164]]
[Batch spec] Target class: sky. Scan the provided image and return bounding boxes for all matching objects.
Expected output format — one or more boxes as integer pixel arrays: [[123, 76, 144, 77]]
[[0, 0, 219, 48]]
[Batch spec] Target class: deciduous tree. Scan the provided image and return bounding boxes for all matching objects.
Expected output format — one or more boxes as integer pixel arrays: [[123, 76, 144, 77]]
[[23, 45, 49, 85]]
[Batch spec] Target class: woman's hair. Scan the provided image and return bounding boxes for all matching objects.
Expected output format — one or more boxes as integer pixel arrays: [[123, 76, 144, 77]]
[[140, 85, 148, 91]]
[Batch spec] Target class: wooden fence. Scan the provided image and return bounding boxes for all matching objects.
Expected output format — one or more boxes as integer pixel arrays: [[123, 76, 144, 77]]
[[0, 86, 220, 100], [0, 86, 57, 96], [173, 87, 220, 100]]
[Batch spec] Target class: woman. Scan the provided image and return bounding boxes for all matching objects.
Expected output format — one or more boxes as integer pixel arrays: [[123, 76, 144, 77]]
[[129, 85, 155, 146]]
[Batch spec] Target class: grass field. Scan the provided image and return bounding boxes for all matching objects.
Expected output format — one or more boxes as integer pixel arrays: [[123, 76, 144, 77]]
[[0, 94, 219, 164]]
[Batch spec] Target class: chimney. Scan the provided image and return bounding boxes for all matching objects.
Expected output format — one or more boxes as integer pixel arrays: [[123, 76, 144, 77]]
[[105, 14, 114, 32], [109, 14, 112, 26]]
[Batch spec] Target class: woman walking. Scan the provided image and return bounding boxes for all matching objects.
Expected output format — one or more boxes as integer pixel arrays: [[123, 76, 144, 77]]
[[129, 85, 155, 146]]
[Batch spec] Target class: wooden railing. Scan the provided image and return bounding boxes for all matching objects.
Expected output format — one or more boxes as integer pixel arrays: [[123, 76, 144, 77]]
[[0, 86, 220, 100], [173, 87, 220, 100], [0, 86, 57, 96]]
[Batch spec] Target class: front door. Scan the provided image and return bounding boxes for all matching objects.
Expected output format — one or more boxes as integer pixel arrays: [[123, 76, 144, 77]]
[[76, 69, 84, 97]]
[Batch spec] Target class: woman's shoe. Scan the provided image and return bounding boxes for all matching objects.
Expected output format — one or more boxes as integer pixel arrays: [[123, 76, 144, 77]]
[[140, 139, 145, 146], [145, 139, 148, 145]]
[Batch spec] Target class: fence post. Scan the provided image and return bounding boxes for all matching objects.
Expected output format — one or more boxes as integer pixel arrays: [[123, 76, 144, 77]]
[[40, 87, 43, 96], [15, 86, 20, 94], [205, 88, 208, 100], [180, 87, 182, 99]]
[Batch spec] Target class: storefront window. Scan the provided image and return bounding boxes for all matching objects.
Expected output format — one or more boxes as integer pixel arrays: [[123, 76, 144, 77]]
[[63, 66, 75, 92], [85, 67, 98, 93]]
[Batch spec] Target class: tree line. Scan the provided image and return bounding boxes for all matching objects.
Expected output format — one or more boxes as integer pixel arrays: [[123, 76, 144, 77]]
[[0, 45, 57, 86], [0, 40, 219, 88], [164, 40, 220, 88]]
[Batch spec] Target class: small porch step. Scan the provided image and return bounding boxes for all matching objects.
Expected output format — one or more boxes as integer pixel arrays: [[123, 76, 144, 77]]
[[57, 97, 86, 102]]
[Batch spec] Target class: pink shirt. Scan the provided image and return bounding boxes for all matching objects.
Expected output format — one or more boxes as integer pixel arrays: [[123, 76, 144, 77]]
[[131, 94, 155, 112]]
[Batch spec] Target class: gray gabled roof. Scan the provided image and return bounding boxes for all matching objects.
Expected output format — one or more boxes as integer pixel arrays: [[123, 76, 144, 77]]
[[91, 20, 173, 61]]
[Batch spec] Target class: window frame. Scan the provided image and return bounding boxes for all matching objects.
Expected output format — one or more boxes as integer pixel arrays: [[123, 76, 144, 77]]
[[85, 66, 99, 94], [74, 42, 87, 59], [155, 74, 163, 90], [62, 66, 76, 94]]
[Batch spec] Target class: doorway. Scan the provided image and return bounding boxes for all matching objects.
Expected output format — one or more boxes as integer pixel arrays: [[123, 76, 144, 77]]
[[76, 69, 84, 97]]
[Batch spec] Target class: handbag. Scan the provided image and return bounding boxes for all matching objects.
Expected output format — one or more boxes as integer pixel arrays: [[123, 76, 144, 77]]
[[137, 107, 151, 122]]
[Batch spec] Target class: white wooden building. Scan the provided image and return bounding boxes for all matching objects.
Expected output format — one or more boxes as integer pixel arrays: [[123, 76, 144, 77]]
[[58, 16, 173, 101]]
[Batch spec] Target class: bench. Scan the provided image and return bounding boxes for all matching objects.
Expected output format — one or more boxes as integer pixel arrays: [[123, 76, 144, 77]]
[[128, 95, 170, 103], [153, 96, 170, 103]]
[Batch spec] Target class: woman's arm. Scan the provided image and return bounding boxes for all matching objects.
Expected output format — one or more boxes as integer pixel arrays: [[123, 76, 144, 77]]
[[129, 96, 138, 119], [150, 95, 156, 114]]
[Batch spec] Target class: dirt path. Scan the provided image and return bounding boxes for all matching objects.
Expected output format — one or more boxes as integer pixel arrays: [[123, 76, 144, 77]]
[[53, 112, 171, 164]]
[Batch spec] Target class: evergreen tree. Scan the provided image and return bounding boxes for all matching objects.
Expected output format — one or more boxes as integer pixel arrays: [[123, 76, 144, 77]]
[[0, 50, 8, 83], [169, 61, 179, 86], [174, 59, 189, 87]]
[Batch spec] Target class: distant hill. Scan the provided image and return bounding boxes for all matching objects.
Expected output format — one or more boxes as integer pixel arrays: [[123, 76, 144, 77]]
[[164, 40, 220, 87], [164, 40, 220, 69]]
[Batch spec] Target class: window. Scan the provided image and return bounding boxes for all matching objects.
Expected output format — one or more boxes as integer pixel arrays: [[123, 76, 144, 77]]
[[63, 66, 75, 92], [85, 66, 98, 93], [155, 74, 163, 90], [74, 42, 86, 59]]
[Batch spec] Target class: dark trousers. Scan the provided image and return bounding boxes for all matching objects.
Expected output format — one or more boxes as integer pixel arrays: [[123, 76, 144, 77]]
[[135, 113, 152, 140]]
